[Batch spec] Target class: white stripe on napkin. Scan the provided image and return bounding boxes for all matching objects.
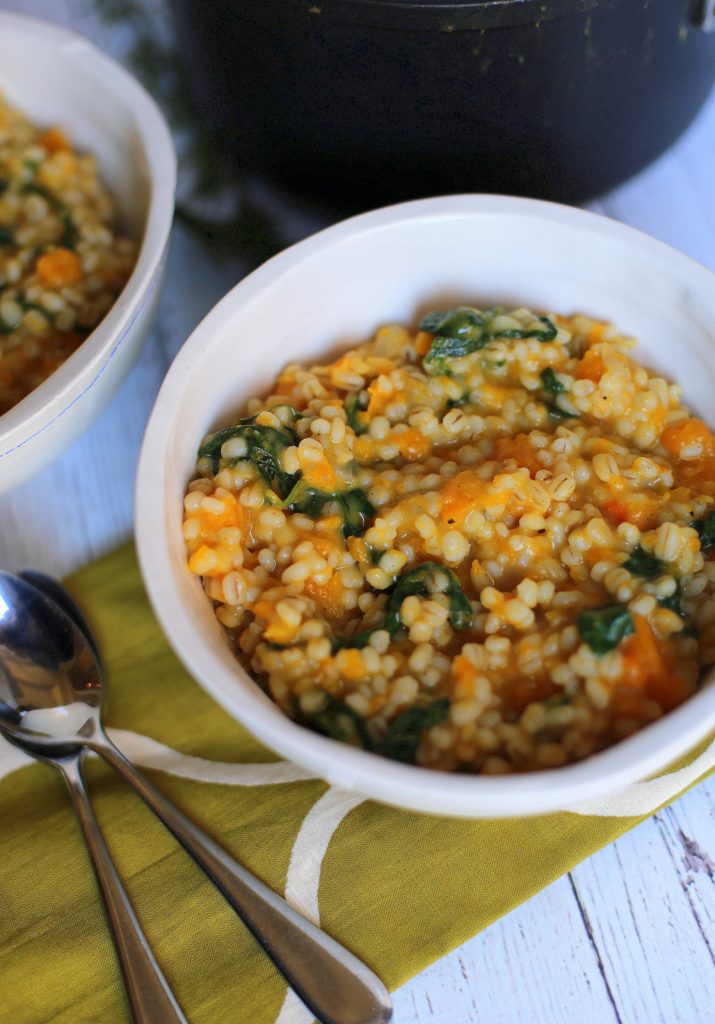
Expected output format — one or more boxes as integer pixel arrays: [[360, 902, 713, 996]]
[[564, 736, 715, 816], [0, 726, 318, 786]]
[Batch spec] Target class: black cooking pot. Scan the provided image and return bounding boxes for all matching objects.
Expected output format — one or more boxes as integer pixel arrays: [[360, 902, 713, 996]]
[[168, 0, 715, 207]]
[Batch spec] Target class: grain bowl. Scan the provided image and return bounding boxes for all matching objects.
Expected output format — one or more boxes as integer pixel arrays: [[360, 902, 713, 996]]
[[0, 13, 175, 490], [136, 195, 715, 817]]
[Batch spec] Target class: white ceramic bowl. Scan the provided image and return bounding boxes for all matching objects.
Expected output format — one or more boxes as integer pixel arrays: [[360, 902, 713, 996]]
[[0, 13, 176, 491], [136, 195, 715, 818]]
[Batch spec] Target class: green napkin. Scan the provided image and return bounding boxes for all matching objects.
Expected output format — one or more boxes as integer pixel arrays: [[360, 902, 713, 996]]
[[0, 543, 713, 1024]]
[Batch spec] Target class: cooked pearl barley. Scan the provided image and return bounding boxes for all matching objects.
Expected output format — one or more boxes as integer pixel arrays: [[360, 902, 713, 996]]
[[654, 522, 681, 562], [221, 436, 248, 460], [550, 474, 576, 501], [504, 599, 535, 629], [0, 96, 136, 414], [593, 453, 619, 481], [185, 305, 710, 775], [442, 530, 470, 563], [516, 578, 539, 607]]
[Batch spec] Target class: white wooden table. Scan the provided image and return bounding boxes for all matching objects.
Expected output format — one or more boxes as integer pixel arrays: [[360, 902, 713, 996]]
[[1, 3, 714, 1021]]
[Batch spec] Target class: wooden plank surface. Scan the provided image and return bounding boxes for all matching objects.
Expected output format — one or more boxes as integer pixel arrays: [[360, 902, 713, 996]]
[[0, 1, 714, 1021]]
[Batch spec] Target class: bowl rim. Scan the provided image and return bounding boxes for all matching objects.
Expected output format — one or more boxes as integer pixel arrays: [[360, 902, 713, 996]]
[[135, 193, 715, 818], [0, 11, 176, 461]]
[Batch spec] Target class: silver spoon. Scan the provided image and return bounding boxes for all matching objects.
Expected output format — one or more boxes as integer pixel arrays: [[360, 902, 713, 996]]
[[0, 571, 392, 1024], [13, 573, 190, 1022]]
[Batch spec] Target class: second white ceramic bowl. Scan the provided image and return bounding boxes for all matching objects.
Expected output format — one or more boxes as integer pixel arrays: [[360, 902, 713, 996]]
[[136, 194, 715, 818], [0, 14, 176, 490]]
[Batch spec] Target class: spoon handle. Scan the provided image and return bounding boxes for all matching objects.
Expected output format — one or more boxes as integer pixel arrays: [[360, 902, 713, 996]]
[[94, 735, 391, 1024], [58, 752, 189, 1024]]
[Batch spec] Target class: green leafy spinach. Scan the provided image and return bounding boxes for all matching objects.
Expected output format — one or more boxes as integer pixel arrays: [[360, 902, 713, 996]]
[[540, 367, 566, 394], [420, 306, 557, 376], [693, 511, 715, 553], [198, 416, 298, 495], [279, 478, 375, 538], [345, 392, 368, 435], [337, 562, 472, 650], [296, 696, 373, 748], [623, 545, 663, 579], [577, 604, 635, 655], [539, 366, 577, 419], [378, 699, 450, 763], [420, 307, 491, 374], [297, 695, 449, 764]]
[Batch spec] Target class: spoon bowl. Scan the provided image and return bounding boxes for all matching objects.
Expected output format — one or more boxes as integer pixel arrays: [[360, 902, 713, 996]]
[[0, 571, 101, 750], [19, 569, 103, 665]]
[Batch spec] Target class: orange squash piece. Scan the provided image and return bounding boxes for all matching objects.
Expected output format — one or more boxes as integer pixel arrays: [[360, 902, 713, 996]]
[[396, 428, 430, 461], [40, 127, 70, 152], [36, 248, 82, 289], [619, 615, 687, 713], [575, 349, 605, 382], [495, 434, 542, 477]]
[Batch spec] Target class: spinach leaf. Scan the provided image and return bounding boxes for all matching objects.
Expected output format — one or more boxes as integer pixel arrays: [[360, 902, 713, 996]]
[[540, 367, 566, 394], [345, 392, 368, 435], [198, 416, 298, 495], [59, 211, 77, 249], [378, 699, 450, 763], [200, 421, 263, 462], [623, 545, 663, 579], [339, 489, 376, 537], [693, 511, 715, 553], [251, 443, 299, 497], [337, 562, 472, 650], [296, 693, 450, 764], [421, 307, 490, 374], [280, 479, 375, 538], [297, 696, 373, 749], [496, 317, 557, 342], [421, 306, 557, 376], [616, 548, 686, 623], [279, 479, 329, 518], [540, 367, 576, 419], [18, 296, 53, 321], [548, 406, 576, 420], [381, 562, 472, 635], [20, 182, 78, 248], [578, 604, 635, 655], [0, 226, 13, 246]]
